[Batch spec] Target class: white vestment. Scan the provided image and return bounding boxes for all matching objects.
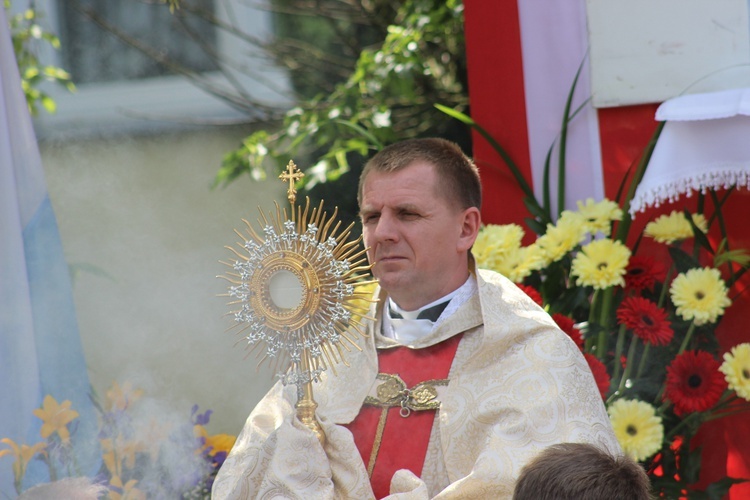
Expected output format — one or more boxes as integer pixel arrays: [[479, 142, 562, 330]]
[[212, 269, 621, 499]]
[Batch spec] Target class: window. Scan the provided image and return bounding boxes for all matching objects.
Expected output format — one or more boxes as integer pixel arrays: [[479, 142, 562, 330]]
[[58, 0, 218, 84], [28, 0, 290, 138]]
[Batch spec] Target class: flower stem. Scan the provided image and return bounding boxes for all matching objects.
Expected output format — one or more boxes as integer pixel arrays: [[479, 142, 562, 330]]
[[585, 289, 600, 352], [665, 411, 703, 440], [617, 335, 639, 394], [677, 322, 697, 355], [658, 264, 675, 308], [596, 288, 614, 358], [636, 342, 651, 379], [704, 404, 750, 422], [613, 324, 627, 382]]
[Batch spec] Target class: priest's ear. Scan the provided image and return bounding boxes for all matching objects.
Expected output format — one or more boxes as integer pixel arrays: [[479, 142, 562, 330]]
[[457, 207, 481, 253]]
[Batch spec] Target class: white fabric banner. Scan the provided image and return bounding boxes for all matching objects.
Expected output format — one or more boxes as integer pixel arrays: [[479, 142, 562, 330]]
[[517, 0, 605, 214], [631, 88, 750, 215]]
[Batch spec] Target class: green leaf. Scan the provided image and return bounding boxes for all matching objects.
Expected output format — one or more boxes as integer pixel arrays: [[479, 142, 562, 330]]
[[704, 477, 749, 499], [40, 95, 56, 114], [683, 209, 713, 255], [68, 262, 116, 284], [334, 119, 384, 149], [435, 103, 538, 203], [23, 66, 39, 79], [668, 246, 701, 273], [681, 443, 702, 485], [714, 247, 750, 268], [524, 217, 547, 236], [553, 285, 591, 317], [555, 57, 584, 216], [542, 142, 554, 216], [523, 196, 550, 222], [616, 121, 666, 243], [333, 149, 351, 177]]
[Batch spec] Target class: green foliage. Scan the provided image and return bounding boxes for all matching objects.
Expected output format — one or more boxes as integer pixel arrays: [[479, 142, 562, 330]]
[[214, 0, 468, 191], [270, 0, 384, 100], [4, 0, 74, 114]]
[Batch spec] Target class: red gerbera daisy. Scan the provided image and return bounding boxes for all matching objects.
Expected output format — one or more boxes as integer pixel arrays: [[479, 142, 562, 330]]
[[624, 255, 667, 291], [664, 350, 727, 415], [584, 353, 610, 399], [616, 296, 674, 346], [516, 283, 543, 306], [552, 313, 584, 349]]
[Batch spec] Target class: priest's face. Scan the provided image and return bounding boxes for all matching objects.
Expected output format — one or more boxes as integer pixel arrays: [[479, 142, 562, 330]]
[[359, 161, 479, 311]]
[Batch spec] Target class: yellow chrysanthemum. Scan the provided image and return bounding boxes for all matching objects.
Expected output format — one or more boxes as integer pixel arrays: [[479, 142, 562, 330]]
[[194, 425, 236, 456], [719, 343, 750, 401], [32, 395, 79, 443], [644, 210, 708, 244], [571, 238, 631, 290], [669, 267, 731, 325], [0, 438, 46, 484], [496, 244, 547, 283], [205, 433, 237, 456], [608, 399, 664, 461], [535, 211, 587, 263], [576, 198, 623, 234], [473, 224, 525, 268]]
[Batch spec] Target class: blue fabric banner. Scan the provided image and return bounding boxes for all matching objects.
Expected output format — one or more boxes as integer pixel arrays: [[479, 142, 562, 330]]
[[0, 7, 98, 495]]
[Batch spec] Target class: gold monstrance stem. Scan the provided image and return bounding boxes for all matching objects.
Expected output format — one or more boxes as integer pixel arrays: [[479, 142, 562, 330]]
[[295, 352, 325, 445], [279, 161, 325, 444]]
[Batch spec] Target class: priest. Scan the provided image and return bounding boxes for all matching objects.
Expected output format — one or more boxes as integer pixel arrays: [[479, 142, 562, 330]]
[[212, 138, 620, 499]]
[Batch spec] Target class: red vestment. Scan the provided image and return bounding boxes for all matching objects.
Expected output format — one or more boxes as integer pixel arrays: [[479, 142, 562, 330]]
[[344, 334, 462, 499]]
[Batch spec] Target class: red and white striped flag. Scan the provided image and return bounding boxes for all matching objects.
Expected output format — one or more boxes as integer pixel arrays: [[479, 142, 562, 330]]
[[464, 1, 750, 495]]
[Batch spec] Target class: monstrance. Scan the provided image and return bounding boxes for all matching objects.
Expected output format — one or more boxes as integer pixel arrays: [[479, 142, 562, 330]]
[[219, 160, 376, 443]]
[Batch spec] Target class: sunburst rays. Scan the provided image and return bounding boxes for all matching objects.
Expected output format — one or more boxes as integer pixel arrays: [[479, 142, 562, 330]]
[[219, 197, 376, 386]]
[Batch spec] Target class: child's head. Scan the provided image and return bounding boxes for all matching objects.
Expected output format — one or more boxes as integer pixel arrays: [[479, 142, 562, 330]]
[[513, 442, 651, 500]]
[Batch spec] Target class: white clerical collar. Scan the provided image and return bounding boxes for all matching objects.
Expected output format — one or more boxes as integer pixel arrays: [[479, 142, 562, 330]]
[[388, 291, 458, 321], [383, 275, 477, 344]]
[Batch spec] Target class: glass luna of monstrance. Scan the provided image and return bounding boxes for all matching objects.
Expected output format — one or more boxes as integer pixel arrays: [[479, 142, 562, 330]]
[[219, 161, 376, 443]]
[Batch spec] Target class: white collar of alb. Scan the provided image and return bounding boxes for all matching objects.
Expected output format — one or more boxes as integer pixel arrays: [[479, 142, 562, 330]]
[[383, 275, 477, 344]]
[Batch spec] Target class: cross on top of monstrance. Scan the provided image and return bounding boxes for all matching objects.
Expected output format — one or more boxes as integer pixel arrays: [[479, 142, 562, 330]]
[[219, 159, 376, 443], [279, 160, 305, 203]]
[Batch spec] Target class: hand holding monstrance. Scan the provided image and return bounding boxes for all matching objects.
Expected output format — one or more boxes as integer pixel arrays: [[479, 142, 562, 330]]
[[220, 160, 376, 443]]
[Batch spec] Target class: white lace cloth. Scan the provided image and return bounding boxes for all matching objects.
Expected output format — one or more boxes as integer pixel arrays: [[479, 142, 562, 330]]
[[630, 88, 750, 216]]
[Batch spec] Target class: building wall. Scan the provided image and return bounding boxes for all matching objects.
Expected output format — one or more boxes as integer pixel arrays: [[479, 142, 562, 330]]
[[39, 127, 283, 434]]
